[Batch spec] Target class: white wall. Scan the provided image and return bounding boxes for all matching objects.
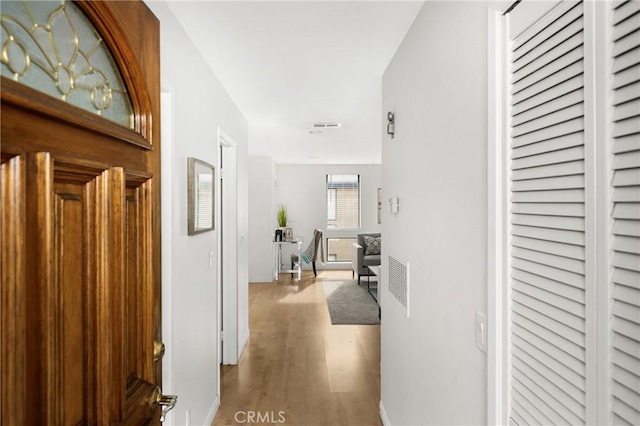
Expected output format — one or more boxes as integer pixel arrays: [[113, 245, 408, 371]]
[[380, 2, 489, 425], [248, 156, 276, 282], [276, 164, 382, 271], [147, 2, 249, 425]]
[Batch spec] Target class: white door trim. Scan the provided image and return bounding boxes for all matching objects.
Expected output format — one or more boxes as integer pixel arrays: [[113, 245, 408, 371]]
[[217, 127, 239, 368], [160, 90, 175, 425], [487, 3, 513, 424], [487, 7, 504, 426]]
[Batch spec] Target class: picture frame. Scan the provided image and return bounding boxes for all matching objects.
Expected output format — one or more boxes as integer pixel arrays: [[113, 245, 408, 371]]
[[188, 157, 215, 235], [284, 228, 293, 241]]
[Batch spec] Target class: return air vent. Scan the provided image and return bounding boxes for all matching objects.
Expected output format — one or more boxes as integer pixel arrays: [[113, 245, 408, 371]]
[[388, 255, 409, 317], [313, 122, 341, 129]]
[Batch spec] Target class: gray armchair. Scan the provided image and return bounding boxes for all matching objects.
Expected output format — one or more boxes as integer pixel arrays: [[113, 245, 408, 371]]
[[352, 233, 381, 285]]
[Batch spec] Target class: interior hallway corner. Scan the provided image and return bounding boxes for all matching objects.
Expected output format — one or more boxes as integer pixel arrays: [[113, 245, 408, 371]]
[[212, 270, 381, 426]]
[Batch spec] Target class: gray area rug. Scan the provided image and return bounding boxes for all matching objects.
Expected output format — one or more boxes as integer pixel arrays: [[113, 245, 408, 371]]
[[323, 280, 380, 325]]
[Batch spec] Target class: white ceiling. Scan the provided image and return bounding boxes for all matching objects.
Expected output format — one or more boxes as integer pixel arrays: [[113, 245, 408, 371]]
[[166, 1, 423, 164]]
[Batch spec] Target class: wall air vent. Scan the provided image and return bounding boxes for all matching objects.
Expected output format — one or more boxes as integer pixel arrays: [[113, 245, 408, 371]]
[[313, 122, 342, 129], [388, 255, 409, 317]]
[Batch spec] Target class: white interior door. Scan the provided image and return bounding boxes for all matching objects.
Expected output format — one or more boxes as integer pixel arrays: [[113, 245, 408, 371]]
[[496, 1, 640, 424]]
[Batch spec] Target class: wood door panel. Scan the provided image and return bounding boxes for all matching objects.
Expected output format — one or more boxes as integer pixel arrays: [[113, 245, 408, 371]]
[[25, 152, 56, 425], [31, 160, 124, 424], [124, 178, 159, 424], [126, 186, 144, 381], [24, 159, 161, 423], [54, 184, 88, 425], [125, 179, 155, 385], [1, 153, 27, 426], [1, 104, 150, 171]]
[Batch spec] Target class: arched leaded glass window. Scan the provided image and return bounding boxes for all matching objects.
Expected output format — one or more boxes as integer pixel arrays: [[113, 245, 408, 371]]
[[1, 0, 134, 129]]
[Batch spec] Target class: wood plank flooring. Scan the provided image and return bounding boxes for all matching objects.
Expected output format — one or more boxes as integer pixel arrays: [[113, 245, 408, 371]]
[[212, 270, 381, 426]]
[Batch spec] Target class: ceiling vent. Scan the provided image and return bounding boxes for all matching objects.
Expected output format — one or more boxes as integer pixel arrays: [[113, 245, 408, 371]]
[[313, 122, 341, 129]]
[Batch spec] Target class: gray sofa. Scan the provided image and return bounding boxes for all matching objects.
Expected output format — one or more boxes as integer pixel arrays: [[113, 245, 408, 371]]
[[352, 233, 381, 285]]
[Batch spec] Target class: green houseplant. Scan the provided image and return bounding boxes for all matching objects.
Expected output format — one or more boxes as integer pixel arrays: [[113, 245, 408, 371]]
[[277, 204, 288, 228]]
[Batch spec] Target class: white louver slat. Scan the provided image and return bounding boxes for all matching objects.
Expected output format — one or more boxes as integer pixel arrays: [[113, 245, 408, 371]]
[[508, 1, 588, 424], [610, 1, 640, 425]]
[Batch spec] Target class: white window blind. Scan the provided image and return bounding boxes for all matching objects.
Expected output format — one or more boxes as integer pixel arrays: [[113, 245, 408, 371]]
[[326, 174, 360, 229], [196, 174, 213, 229], [610, 1, 640, 424], [508, 1, 588, 424]]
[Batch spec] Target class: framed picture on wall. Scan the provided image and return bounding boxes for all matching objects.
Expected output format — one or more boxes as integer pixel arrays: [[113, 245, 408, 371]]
[[188, 157, 215, 235]]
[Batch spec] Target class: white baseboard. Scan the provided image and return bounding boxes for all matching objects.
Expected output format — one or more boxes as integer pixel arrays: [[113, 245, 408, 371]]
[[205, 395, 220, 425], [379, 400, 390, 426]]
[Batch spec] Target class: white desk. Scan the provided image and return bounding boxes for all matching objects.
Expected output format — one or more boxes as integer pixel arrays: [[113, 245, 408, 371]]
[[273, 239, 303, 280], [367, 265, 380, 294]]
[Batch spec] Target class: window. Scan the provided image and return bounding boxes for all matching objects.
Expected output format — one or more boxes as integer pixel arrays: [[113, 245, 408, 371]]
[[327, 188, 337, 221], [326, 174, 360, 229], [326, 237, 356, 262]]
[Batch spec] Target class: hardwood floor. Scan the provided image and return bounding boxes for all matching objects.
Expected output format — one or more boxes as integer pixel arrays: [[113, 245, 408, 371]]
[[212, 270, 381, 426]]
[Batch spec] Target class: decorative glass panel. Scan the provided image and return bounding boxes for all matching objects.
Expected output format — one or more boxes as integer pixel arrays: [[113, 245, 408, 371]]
[[1, 0, 134, 129]]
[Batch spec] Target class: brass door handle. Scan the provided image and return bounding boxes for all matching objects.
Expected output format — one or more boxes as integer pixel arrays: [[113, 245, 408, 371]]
[[152, 387, 177, 422], [154, 340, 165, 362]]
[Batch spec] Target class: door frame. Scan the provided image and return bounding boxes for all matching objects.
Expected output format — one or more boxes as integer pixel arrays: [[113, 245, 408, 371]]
[[160, 90, 175, 423], [486, 5, 510, 425], [217, 127, 239, 368]]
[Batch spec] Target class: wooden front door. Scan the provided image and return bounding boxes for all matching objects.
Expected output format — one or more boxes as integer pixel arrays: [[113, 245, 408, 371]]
[[1, 1, 167, 424]]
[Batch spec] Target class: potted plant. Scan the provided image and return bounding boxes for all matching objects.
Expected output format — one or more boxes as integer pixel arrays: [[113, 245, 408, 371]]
[[277, 204, 288, 228]]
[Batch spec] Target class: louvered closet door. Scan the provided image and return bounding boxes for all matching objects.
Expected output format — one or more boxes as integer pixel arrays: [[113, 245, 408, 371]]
[[508, 1, 588, 424], [610, 1, 640, 424]]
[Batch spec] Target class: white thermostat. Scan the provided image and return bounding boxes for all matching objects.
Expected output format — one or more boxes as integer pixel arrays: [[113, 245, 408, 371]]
[[389, 197, 399, 214]]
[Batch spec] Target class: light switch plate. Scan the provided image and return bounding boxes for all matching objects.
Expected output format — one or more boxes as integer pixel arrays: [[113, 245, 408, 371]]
[[388, 197, 399, 214], [476, 312, 487, 353]]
